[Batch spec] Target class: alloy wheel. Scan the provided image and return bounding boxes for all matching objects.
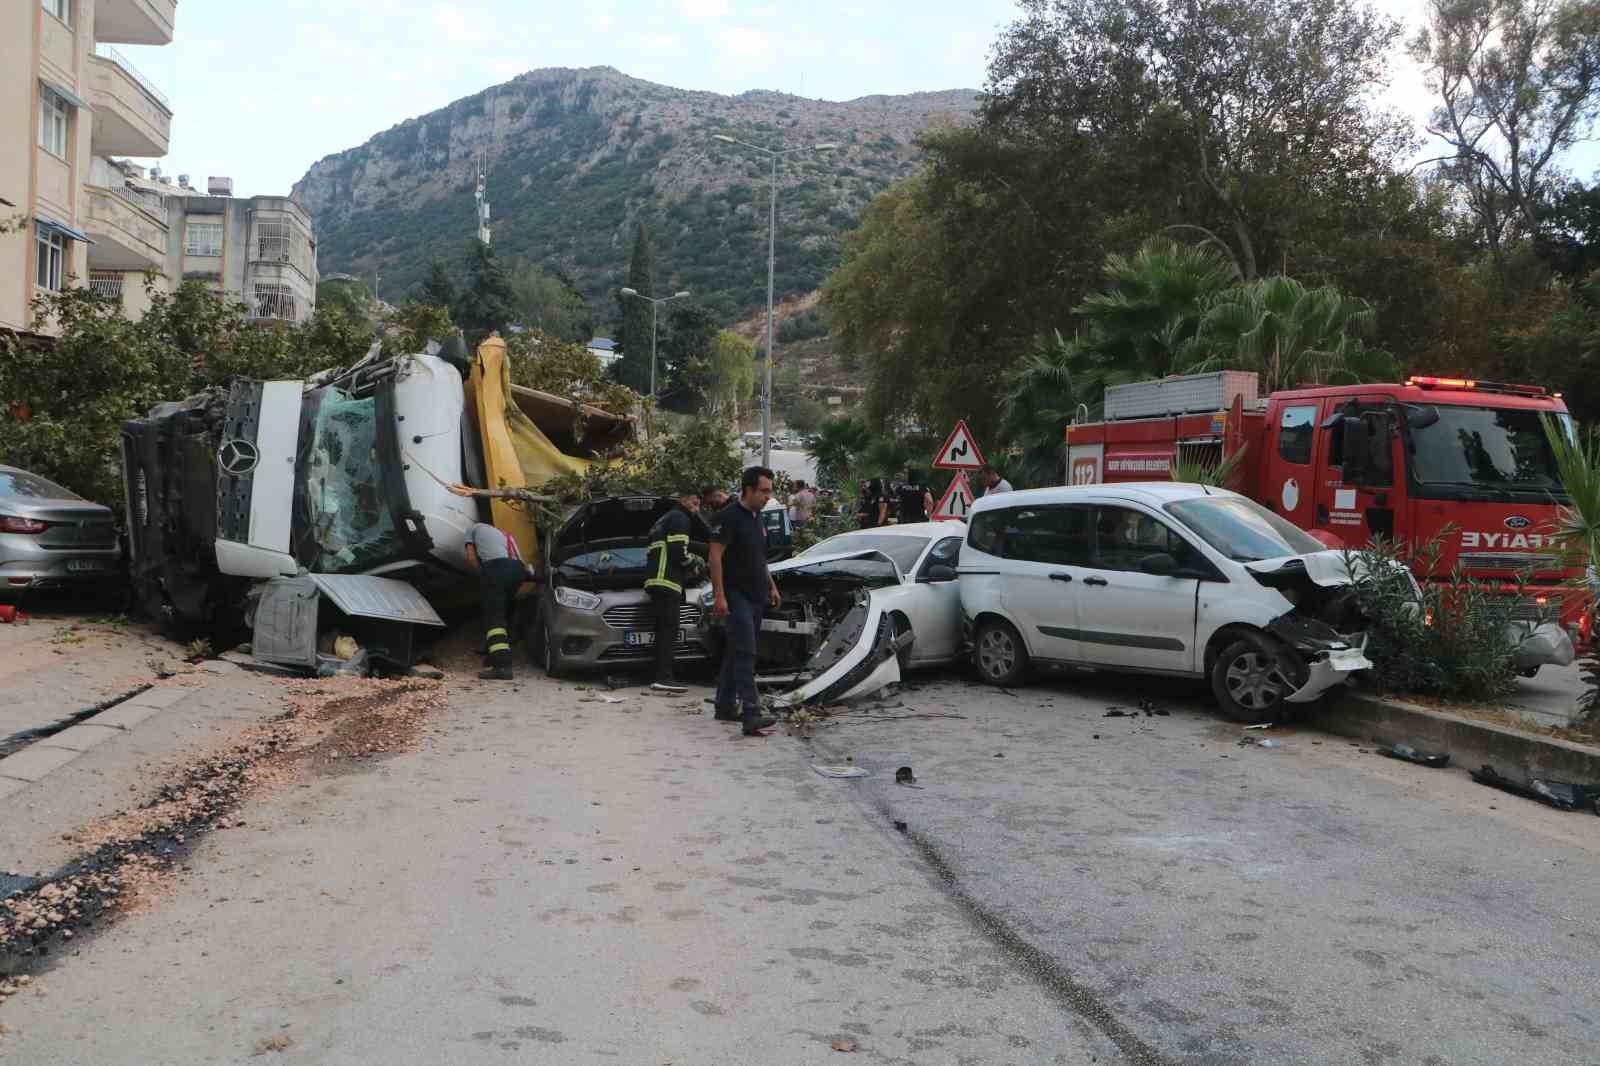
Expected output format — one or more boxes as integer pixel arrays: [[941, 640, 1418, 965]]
[[1224, 651, 1289, 710]]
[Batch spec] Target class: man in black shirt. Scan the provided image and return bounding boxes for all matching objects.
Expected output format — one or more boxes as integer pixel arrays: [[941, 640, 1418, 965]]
[[895, 467, 934, 524], [709, 466, 781, 736]]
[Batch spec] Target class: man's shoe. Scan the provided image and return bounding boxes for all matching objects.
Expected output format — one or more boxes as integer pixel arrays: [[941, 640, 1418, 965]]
[[741, 714, 777, 736], [713, 706, 741, 722], [651, 681, 688, 694], [478, 667, 514, 681]]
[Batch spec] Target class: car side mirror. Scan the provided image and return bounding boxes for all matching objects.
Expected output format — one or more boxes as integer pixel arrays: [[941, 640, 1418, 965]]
[[920, 564, 958, 583], [1407, 405, 1440, 429], [1137, 552, 1178, 576]]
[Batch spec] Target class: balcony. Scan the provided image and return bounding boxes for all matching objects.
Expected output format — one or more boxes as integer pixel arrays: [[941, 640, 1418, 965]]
[[88, 48, 171, 157], [94, 0, 177, 46], [85, 184, 169, 271]]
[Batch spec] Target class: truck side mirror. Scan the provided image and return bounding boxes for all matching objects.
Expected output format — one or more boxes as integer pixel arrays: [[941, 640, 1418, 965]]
[[1340, 416, 1373, 483]]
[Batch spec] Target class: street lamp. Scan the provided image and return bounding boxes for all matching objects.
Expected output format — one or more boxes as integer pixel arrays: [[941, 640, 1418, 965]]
[[711, 133, 837, 468], [619, 286, 691, 404]]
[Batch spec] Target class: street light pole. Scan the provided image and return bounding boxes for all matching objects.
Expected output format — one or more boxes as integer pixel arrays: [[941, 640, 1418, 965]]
[[711, 134, 837, 470], [619, 287, 691, 423]]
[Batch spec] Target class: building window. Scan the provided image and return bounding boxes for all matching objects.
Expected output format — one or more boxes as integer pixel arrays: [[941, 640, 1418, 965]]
[[42, 0, 71, 28], [257, 220, 293, 261], [38, 87, 70, 158], [89, 271, 124, 302], [253, 283, 297, 321], [184, 221, 224, 257], [36, 228, 66, 292]]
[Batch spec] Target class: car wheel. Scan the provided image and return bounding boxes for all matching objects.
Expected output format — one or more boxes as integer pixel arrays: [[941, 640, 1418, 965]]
[[1211, 636, 1300, 724], [535, 610, 566, 679], [889, 612, 915, 671], [974, 617, 1027, 687]]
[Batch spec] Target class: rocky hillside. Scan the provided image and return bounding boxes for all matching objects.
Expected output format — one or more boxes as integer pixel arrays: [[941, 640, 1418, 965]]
[[292, 67, 977, 320]]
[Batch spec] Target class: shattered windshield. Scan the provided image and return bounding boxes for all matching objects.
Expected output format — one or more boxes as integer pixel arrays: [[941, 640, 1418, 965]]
[[1409, 406, 1568, 497], [293, 385, 407, 573], [1166, 496, 1326, 562]]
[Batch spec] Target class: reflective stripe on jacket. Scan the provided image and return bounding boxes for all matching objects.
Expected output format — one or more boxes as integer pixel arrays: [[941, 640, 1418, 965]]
[[644, 508, 691, 594]]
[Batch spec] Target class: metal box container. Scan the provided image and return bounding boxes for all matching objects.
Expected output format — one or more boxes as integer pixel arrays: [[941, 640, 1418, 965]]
[[1104, 371, 1259, 420]]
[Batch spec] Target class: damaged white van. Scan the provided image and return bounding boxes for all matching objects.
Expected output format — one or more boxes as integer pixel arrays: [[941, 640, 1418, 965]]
[[959, 483, 1377, 722]]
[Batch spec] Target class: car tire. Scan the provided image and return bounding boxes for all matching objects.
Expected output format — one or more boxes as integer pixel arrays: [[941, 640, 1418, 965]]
[[973, 617, 1027, 687], [535, 610, 567, 679], [1210, 635, 1301, 724], [889, 612, 915, 672]]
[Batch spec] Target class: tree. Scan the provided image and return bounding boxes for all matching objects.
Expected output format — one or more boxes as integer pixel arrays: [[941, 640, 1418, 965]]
[[613, 222, 657, 393], [387, 302, 456, 353], [698, 330, 757, 420], [416, 259, 456, 311], [997, 331, 1091, 488], [316, 277, 371, 319], [1411, 0, 1600, 261], [504, 330, 638, 417], [1188, 277, 1400, 391], [507, 260, 593, 344], [656, 302, 720, 412], [453, 242, 515, 344], [804, 416, 875, 491]]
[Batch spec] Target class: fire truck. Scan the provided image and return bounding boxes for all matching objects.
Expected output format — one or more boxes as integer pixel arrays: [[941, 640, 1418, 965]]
[[1063, 371, 1583, 672]]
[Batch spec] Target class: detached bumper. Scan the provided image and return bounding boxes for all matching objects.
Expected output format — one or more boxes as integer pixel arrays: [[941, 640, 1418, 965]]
[[1510, 622, 1575, 672], [1286, 644, 1373, 704]]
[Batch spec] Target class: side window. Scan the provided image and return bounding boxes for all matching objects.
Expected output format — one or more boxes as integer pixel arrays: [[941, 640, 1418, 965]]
[[967, 510, 1005, 555], [1092, 506, 1204, 573], [1001, 506, 1092, 565], [919, 536, 961, 577], [1278, 405, 1317, 465]]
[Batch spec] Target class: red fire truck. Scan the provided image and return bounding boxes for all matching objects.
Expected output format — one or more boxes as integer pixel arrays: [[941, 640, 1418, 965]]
[[1063, 371, 1584, 672]]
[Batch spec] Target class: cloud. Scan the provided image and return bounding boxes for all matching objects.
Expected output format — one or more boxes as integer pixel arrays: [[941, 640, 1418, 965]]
[[679, 0, 731, 16]]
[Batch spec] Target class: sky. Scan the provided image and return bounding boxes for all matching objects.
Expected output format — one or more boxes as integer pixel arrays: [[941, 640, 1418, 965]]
[[116, 0, 1593, 199]]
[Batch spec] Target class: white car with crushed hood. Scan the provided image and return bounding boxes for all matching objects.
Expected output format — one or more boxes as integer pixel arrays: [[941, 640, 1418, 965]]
[[703, 522, 966, 706], [959, 483, 1377, 722]]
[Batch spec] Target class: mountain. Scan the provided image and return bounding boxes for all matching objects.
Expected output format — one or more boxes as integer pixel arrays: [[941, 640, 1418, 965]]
[[292, 66, 977, 321]]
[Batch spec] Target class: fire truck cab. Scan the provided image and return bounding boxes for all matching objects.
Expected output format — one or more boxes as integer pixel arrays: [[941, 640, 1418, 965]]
[[1064, 372, 1582, 672]]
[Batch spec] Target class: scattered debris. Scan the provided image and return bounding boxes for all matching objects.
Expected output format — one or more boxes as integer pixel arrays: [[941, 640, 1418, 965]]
[[579, 694, 627, 705], [1380, 744, 1450, 768], [893, 820, 908, 833], [894, 766, 917, 785], [1470, 765, 1600, 814], [0, 605, 27, 625], [831, 1038, 858, 1052], [993, 752, 1004, 758], [1103, 709, 1132, 718], [812, 765, 870, 779], [1244, 723, 1272, 730], [252, 1035, 293, 1055]]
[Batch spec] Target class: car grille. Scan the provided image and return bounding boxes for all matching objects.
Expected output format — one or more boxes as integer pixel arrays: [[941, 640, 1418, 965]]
[[603, 603, 700, 629], [1458, 552, 1561, 573]]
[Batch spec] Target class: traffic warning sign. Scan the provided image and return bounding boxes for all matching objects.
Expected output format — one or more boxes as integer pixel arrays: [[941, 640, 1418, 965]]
[[932, 472, 976, 521], [932, 420, 985, 470]]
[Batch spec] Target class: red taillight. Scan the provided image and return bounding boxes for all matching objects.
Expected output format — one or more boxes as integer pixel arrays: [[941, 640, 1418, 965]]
[[0, 516, 49, 534]]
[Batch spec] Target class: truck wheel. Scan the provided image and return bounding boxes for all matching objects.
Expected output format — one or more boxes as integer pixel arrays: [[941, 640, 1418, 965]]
[[1210, 635, 1299, 724], [974, 617, 1028, 687]]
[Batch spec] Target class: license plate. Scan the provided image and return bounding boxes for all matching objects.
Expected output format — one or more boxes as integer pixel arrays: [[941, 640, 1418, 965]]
[[624, 630, 655, 647], [67, 559, 108, 572]]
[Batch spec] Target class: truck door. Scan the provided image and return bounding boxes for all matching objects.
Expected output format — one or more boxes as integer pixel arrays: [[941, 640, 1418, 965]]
[[1266, 403, 1319, 529], [1314, 397, 1401, 547]]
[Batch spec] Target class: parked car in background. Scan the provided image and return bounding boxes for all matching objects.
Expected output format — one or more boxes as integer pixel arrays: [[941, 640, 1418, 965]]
[[959, 483, 1375, 722], [532, 495, 715, 677], [0, 465, 121, 601]]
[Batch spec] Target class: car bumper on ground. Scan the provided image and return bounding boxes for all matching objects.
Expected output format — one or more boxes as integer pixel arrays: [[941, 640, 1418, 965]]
[[1286, 644, 1374, 704], [1510, 621, 1576, 672]]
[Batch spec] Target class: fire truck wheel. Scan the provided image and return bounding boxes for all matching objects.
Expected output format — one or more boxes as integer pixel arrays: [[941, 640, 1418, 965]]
[[974, 617, 1028, 687], [1210, 635, 1300, 724]]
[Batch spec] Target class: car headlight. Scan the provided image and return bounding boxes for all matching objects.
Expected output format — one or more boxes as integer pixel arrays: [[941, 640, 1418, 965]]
[[554, 586, 601, 611]]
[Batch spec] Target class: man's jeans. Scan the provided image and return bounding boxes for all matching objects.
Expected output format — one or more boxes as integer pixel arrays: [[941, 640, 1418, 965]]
[[715, 590, 764, 715]]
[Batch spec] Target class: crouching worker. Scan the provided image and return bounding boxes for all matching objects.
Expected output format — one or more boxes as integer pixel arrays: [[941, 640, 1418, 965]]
[[466, 520, 529, 681], [644, 490, 702, 694]]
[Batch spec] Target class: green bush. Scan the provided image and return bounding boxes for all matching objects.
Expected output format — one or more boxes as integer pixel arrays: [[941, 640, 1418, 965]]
[[1345, 536, 1543, 701]]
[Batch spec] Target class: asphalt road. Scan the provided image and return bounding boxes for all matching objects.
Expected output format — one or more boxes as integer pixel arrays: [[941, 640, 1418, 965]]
[[3, 661, 1597, 1064]]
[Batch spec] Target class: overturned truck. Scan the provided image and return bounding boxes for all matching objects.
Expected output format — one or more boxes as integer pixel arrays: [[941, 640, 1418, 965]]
[[120, 335, 634, 663]]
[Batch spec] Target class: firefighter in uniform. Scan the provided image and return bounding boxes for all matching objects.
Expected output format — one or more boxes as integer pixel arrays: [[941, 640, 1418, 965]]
[[465, 520, 529, 681], [643, 490, 702, 693]]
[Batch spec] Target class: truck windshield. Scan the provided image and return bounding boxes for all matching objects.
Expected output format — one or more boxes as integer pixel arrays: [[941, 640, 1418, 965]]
[[293, 385, 407, 573], [1165, 496, 1327, 562], [1409, 406, 1569, 496]]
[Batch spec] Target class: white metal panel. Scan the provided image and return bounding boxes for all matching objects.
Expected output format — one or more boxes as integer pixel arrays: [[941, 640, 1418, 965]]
[[310, 574, 446, 626], [247, 380, 303, 554], [214, 538, 298, 578], [1104, 371, 1258, 421]]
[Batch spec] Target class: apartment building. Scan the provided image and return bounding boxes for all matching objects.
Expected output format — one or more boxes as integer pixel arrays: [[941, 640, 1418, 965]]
[[0, 0, 177, 334]]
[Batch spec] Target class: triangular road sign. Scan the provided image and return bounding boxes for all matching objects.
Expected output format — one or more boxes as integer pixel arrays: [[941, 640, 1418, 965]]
[[932, 420, 985, 470], [932, 472, 976, 521]]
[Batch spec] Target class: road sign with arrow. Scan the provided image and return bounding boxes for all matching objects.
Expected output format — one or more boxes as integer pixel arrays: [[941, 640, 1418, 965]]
[[932, 472, 976, 521], [932, 420, 984, 470]]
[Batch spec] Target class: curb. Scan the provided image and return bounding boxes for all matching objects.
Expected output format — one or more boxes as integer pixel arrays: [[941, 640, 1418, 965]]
[[1306, 691, 1600, 784], [0, 681, 210, 792]]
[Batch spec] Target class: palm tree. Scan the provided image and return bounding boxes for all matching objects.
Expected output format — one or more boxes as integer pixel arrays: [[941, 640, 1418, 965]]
[[1186, 277, 1398, 392], [998, 330, 1091, 487], [804, 416, 873, 491]]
